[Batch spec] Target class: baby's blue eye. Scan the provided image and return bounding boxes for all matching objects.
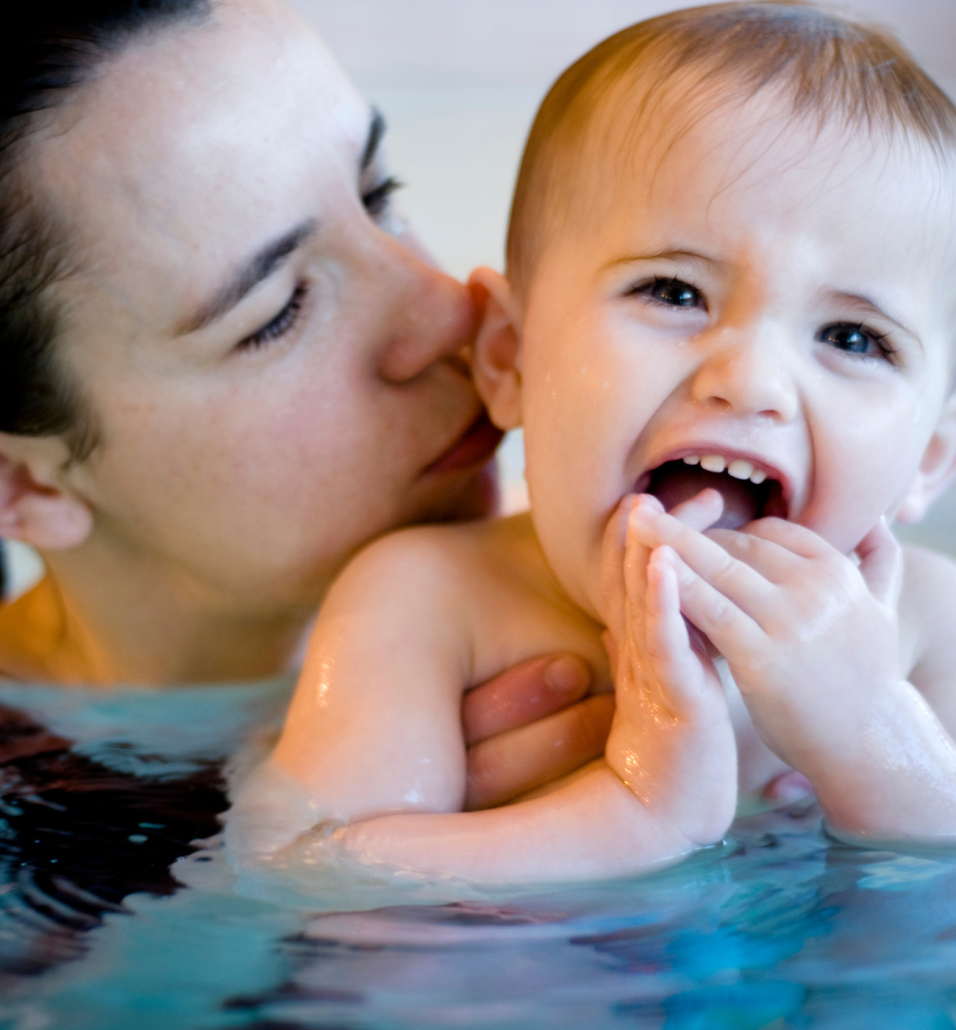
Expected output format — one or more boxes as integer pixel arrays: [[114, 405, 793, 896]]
[[649, 278, 700, 307], [817, 323, 889, 359]]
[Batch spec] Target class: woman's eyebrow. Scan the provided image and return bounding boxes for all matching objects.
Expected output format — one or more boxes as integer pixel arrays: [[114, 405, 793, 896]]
[[362, 109, 386, 172], [177, 218, 318, 336]]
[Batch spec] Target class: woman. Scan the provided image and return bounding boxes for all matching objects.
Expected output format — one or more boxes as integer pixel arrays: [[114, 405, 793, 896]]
[[0, 0, 612, 808]]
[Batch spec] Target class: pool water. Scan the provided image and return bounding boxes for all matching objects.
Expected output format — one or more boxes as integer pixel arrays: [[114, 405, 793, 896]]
[[0, 678, 955, 1030]]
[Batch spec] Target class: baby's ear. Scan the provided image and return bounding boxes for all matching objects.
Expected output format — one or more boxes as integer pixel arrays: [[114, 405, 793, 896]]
[[896, 391, 956, 524], [0, 434, 93, 550], [468, 267, 523, 431]]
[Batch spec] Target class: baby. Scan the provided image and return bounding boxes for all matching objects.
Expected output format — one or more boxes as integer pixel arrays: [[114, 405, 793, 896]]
[[230, 1, 956, 884]]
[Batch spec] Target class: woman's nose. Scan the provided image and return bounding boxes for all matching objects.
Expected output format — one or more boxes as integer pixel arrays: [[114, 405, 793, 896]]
[[374, 237, 477, 384], [690, 329, 799, 422]]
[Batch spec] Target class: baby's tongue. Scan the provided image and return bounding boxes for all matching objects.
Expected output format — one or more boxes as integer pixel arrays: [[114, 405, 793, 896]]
[[647, 463, 758, 530]]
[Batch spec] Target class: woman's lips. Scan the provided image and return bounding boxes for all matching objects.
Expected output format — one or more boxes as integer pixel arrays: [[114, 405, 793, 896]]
[[425, 412, 504, 475]]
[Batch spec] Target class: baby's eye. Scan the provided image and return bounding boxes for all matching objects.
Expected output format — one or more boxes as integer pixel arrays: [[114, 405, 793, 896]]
[[817, 323, 892, 360], [634, 277, 705, 310]]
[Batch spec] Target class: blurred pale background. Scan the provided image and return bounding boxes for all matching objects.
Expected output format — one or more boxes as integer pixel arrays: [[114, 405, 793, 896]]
[[285, 0, 956, 553]]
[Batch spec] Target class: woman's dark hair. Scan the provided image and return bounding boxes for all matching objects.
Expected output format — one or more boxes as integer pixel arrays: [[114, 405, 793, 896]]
[[0, 0, 212, 462]]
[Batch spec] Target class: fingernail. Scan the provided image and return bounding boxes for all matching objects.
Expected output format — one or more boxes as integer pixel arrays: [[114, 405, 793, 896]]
[[631, 499, 656, 521], [544, 656, 587, 695], [764, 771, 814, 805]]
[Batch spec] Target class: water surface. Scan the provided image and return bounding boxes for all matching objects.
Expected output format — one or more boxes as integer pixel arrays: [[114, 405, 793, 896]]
[[0, 678, 953, 1030]]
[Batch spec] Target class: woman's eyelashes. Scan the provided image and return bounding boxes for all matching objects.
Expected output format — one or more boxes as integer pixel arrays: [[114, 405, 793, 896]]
[[816, 322, 896, 362], [237, 283, 308, 351], [361, 175, 402, 220]]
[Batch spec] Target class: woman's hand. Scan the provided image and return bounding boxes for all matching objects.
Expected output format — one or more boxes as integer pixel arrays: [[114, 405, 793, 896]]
[[462, 654, 614, 809]]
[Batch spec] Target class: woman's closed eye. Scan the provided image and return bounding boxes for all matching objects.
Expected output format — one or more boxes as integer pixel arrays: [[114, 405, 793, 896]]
[[817, 322, 895, 362], [362, 175, 402, 220], [237, 283, 308, 351]]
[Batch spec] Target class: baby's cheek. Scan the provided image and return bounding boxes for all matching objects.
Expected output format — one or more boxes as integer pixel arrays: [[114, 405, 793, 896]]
[[806, 443, 911, 553]]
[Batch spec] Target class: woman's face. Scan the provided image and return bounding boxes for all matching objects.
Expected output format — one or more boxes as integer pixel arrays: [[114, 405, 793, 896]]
[[32, 0, 497, 610]]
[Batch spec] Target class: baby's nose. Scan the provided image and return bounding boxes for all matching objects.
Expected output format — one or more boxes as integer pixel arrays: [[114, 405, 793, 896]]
[[691, 332, 798, 422]]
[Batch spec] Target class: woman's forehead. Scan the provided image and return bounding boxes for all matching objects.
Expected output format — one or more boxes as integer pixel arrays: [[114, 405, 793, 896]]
[[30, 0, 369, 318]]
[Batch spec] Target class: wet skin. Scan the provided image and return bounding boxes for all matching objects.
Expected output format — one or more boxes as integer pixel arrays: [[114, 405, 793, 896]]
[[476, 93, 956, 841]]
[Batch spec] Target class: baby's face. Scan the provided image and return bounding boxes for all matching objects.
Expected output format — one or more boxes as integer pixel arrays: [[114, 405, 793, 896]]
[[515, 98, 956, 617]]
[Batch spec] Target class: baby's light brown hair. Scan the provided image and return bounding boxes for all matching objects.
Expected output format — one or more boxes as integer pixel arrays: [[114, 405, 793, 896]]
[[507, 0, 956, 296]]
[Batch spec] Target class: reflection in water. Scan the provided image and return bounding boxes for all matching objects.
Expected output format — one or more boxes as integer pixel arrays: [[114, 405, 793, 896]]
[[0, 702, 226, 983], [0, 680, 954, 1028], [223, 810, 956, 1030]]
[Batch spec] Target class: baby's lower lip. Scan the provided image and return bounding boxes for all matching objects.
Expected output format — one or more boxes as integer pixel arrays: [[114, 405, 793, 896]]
[[425, 413, 503, 475]]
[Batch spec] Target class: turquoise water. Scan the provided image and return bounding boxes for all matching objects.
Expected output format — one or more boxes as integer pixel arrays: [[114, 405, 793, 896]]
[[0, 679, 954, 1029]]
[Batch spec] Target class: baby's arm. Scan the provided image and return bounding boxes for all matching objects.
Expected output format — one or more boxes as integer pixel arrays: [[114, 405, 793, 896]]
[[234, 521, 737, 884], [629, 494, 956, 844]]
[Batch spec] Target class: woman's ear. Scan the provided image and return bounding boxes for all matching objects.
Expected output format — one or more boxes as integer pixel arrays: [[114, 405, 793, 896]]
[[0, 434, 93, 550], [468, 266, 523, 431], [896, 392, 956, 524]]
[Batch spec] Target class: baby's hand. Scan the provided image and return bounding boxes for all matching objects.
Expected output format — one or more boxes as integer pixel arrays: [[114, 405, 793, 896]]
[[630, 496, 956, 842], [599, 492, 737, 847]]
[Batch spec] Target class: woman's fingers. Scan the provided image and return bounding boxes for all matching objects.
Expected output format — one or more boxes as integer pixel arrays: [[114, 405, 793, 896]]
[[462, 653, 592, 745], [856, 518, 903, 607], [630, 497, 773, 618], [464, 694, 615, 809]]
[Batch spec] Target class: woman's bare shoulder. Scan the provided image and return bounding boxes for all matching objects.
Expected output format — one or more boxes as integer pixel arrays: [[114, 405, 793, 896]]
[[0, 576, 73, 682]]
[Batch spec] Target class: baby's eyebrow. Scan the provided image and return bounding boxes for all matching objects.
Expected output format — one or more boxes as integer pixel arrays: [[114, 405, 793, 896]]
[[826, 289, 915, 338], [599, 249, 722, 276]]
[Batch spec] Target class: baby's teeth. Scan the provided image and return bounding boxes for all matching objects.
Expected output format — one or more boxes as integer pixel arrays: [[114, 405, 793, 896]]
[[700, 454, 726, 473], [683, 455, 701, 466], [727, 459, 754, 480], [750, 469, 767, 485]]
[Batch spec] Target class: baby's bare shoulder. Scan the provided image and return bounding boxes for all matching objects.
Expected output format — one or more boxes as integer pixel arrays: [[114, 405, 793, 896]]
[[900, 544, 956, 617], [899, 544, 956, 703], [324, 513, 539, 612]]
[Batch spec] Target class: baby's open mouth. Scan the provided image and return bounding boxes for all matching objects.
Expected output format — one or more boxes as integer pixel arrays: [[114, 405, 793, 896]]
[[638, 454, 788, 529]]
